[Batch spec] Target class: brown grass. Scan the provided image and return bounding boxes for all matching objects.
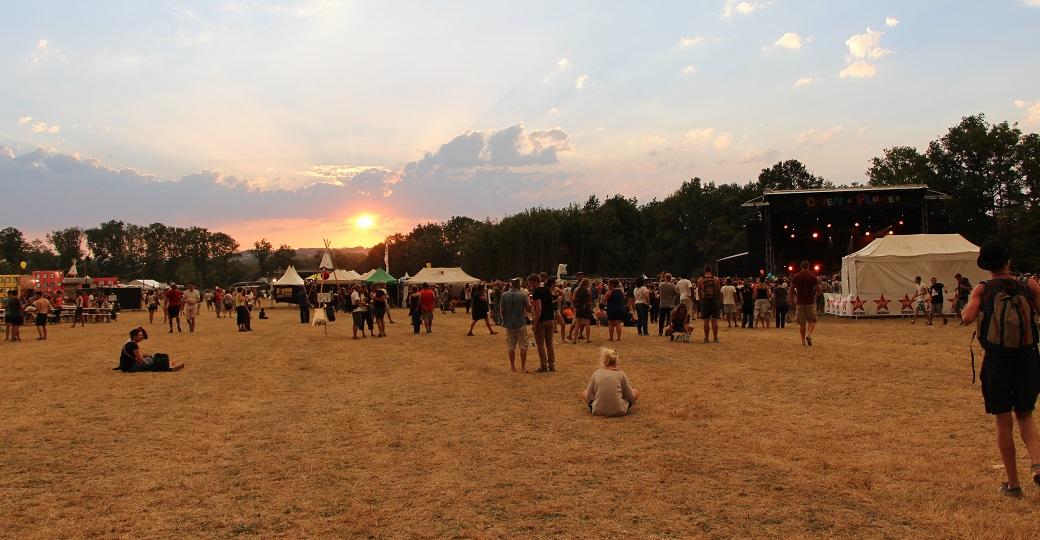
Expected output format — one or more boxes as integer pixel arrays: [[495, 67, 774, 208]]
[[2, 307, 1039, 539]]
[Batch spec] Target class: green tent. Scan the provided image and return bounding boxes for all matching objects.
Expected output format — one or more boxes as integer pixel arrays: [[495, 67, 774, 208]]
[[364, 268, 397, 284]]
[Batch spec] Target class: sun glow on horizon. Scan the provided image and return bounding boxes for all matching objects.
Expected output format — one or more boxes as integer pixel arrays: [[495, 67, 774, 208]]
[[354, 214, 376, 230]]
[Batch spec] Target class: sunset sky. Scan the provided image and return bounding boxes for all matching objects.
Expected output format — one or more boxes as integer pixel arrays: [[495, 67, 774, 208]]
[[3, 1, 1039, 248]]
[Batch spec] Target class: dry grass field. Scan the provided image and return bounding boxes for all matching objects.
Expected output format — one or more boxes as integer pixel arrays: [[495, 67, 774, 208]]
[[2, 306, 1040, 539]]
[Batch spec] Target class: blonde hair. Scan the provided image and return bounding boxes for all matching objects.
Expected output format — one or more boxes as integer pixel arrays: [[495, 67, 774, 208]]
[[599, 347, 618, 368]]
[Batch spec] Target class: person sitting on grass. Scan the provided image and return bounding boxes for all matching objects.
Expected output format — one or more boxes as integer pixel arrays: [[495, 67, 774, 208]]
[[115, 327, 185, 372], [581, 348, 640, 417], [664, 303, 693, 340]]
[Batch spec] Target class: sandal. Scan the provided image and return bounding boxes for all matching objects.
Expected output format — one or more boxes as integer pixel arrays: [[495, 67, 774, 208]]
[[1000, 482, 1023, 499]]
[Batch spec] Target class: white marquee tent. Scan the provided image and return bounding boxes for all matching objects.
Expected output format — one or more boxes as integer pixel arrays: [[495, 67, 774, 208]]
[[827, 234, 988, 316], [406, 267, 480, 285], [307, 269, 362, 284], [126, 279, 167, 290], [273, 265, 306, 286]]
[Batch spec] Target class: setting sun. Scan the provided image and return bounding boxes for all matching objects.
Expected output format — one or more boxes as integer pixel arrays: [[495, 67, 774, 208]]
[[355, 214, 376, 229]]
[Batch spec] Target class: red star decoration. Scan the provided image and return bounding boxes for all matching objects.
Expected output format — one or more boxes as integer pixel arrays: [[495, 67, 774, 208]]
[[899, 294, 914, 312], [850, 296, 867, 313], [874, 294, 891, 313]]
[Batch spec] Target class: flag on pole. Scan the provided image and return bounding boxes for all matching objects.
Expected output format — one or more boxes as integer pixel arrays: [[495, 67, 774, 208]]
[[384, 241, 390, 274]]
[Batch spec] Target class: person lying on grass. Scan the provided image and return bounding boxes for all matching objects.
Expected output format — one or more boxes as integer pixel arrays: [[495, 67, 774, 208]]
[[581, 348, 640, 417], [116, 327, 185, 372]]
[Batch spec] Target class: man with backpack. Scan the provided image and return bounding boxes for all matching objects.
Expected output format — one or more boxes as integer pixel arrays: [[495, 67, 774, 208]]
[[697, 265, 721, 343], [960, 240, 1040, 498]]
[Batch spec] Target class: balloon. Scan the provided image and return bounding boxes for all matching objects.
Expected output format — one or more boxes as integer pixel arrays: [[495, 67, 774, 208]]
[[19, 261, 26, 270], [321, 270, 330, 280]]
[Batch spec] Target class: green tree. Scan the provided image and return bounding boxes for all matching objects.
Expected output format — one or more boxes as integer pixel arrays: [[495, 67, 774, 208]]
[[47, 227, 85, 268], [270, 244, 297, 272], [251, 238, 273, 277], [0, 227, 28, 272], [757, 160, 826, 191], [867, 146, 935, 186]]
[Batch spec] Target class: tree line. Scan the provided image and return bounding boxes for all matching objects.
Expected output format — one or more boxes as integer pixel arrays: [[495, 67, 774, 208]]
[[2, 113, 1037, 284]]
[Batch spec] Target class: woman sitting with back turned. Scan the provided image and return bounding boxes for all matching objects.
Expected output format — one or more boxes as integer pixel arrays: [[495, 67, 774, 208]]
[[581, 348, 640, 417], [116, 327, 185, 372]]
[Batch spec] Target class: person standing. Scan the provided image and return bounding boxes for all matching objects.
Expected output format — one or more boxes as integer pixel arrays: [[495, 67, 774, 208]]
[[5, 289, 23, 341], [928, 276, 948, 326], [954, 273, 972, 319], [466, 284, 497, 336], [296, 286, 311, 324], [165, 284, 183, 333], [604, 279, 626, 342], [530, 274, 557, 372], [371, 287, 388, 337], [234, 288, 251, 332], [570, 279, 593, 344], [214, 287, 224, 319], [350, 285, 369, 339], [697, 265, 721, 343], [74, 291, 88, 327], [633, 277, 649, 336], [739, 280, 755, 329], [773, 278, 790, 329], [657, 273, 677, 336], [32, 291, 51, 340], [418, 283, 436, 333], [911, 276, 929, 324], [959, 240, 1040, 498], [720, 278, 737, 328], [183, 283, 201, 334], [463, 284, 472, 314], [790, 261, 821, 346], [753, 276, 772, 329], [499, 277, 532, 373], [676, 275, 694, 323], [407, 285, 422, 334]]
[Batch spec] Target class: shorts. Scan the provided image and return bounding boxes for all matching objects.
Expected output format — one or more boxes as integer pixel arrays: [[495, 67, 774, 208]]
[[754, 299, 771, 318], [35, 314, 47, 326], [700, 299, 720, 320], [420, 311, 433, 323], [506, 326, 530, 350], [931, 301, 943, 313], [795, 304, 817, 324], [168, 306, 181, 318], [352, 311, 366, 328], [681, 298, 694, 315], [147, 304, 157, 312], [6, 315, 24, 325], [723, 304, 736, 315], [915, 301, 928, 313], [184, 305, 198, 319], [981, 350, 1040, 414]]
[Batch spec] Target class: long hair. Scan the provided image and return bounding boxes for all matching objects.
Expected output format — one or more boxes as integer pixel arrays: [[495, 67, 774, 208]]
[[599, 347, 618, 368]]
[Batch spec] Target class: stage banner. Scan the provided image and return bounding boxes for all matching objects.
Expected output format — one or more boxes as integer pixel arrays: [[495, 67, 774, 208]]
[[824, 292, 958, 317]]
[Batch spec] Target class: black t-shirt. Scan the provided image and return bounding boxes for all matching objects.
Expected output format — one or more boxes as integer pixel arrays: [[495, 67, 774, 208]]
[[930, 283, 944, 304], [119, 341, 138, 371], [532, 286, 555, 322]]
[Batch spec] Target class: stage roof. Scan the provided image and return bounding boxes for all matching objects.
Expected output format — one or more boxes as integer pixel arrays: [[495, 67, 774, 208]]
[[741, 184, 949, 207]]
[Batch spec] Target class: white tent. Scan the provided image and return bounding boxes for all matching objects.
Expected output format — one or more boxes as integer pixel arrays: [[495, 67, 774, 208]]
[[273, 265, 306, 286], [67, 261, 78, 278], [307, 269, 361, 284], [407, 267, 481, 285], [357, 269, 377, 281], [126, 279, 167, 290], [827, 234, 988, 317], [318, 251, 334, 270]]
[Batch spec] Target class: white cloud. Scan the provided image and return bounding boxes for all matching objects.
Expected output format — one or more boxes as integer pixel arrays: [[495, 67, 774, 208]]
[[713, 133, 733, 151], [773, 32, 805, 50], [17, 116, 60, 134], [1023, 0, 1040, 6], [30, 39, 63, 63], [793, 77, 814, 88], [548, 107, 560, 116], [722, 0, 772, 18], [797, 125, 844, 147], [885, 17, 900, 27], [1014, 99, 1026, 108], [0, 146, 13, 159], [685, 128, 717, 142], [679, 36, 705, 47], [557, 58, 571, 70], [740, 148, 781, 163], [845, 27, 890, 60], [856, 127, 866, 136], [1015, 99, 1040, 124], [839, 60, 877, 79], [17, 116, 33, 125], [680, 65, 697, 77], [574, 74, 589, 89]]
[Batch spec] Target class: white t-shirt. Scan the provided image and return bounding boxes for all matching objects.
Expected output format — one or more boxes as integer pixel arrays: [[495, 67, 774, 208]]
[[634, 286, 649, 305], [351, 290, 368, 312], [676, 279, 692, 301], [720, 285, 736, 305]]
